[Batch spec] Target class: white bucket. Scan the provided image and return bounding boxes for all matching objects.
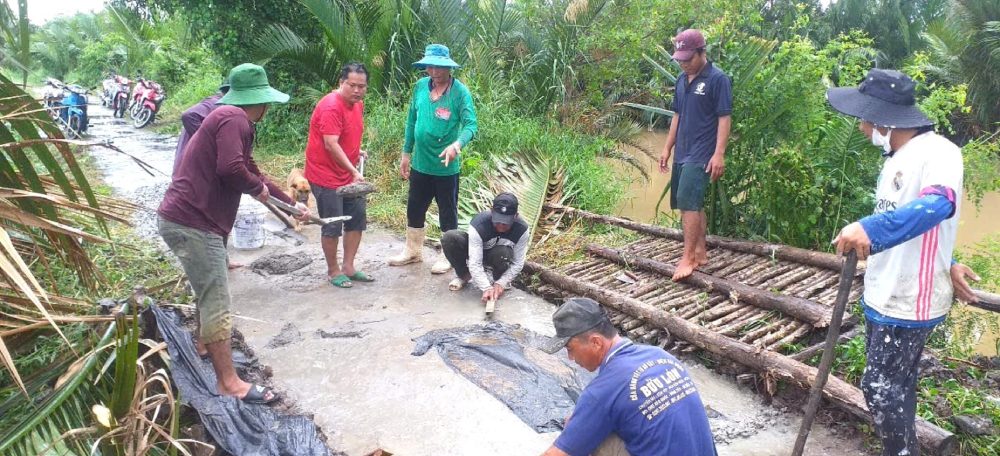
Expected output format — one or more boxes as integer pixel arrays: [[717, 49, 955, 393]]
[[232, 195, 268, 249]]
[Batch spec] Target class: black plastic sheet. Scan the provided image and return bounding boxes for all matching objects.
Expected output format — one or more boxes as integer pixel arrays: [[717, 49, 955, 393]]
[[412, 321, 593, 433], [151, 304, 330, 456]]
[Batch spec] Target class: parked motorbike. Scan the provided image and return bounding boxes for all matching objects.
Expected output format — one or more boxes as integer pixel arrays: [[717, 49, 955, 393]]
[[58, 85, 89, 139], [111, 75, 131, 118], [100, 75, 118, 107], [128, 78, 152, 119], [42, 78, 64, 119], [131, 80, 165, 128]]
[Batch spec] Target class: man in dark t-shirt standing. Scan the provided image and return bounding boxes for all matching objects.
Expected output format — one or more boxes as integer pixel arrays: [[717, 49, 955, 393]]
[[540, 298, 717, 456], [657, 29, 732, 281]]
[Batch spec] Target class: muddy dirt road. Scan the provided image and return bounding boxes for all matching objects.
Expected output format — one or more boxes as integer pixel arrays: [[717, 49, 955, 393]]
[[87, 102, 871, 455]]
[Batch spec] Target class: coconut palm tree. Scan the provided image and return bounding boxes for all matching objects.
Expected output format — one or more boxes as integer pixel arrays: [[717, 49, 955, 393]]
[[923, 0, 1000, 129]]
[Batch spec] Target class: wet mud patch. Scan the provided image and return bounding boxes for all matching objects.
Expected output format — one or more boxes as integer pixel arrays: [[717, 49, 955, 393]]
[[267, 322, 304, 348], [251, 253, 313, 275], [316, 326, 369, 339], [412, 321, 594, 432]]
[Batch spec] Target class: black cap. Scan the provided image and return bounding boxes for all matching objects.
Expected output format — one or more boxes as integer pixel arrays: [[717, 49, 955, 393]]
[[826, 68, 932, 129], [491, 192, 518, 225], [541, 297, 608, 354]]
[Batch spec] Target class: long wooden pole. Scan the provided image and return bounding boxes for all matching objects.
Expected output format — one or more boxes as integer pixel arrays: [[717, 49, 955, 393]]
[[585, 244, 836, 327], [546, 203, 847, 271], [524, 261, 956, 455], [792, 251, 858, 455]]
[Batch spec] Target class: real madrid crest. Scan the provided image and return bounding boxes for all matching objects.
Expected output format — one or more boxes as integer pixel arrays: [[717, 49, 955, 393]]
[[892, 171, 903, 191]]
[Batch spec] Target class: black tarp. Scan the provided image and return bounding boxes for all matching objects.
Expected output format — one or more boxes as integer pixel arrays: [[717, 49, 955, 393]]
[[412, 321, 594, 433], [151, 304, 330, 456]]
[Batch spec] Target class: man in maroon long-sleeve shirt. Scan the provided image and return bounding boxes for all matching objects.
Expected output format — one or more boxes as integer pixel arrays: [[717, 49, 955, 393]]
[[158, 63, 307, 404]]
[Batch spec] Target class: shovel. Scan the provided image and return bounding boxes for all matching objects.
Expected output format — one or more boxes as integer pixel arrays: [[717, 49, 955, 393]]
[[267, 196, 351, 226], [791, 249, 858, 456]]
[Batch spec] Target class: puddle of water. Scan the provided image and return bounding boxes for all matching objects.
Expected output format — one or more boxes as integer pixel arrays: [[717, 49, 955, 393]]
[[615, 131, 1000, 354]]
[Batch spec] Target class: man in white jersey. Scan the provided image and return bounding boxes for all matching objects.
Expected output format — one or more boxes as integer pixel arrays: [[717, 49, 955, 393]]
[[828, 69, 962, 456]]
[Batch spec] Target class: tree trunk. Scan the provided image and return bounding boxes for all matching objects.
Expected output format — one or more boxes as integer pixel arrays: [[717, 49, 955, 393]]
[[546, 203, 848, 272], [585, 244, 838, 328], [525, 261, 956, 456]]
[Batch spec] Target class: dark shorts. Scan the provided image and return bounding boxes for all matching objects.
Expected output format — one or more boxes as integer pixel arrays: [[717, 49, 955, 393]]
[[670, 162, 709, 211], [310, 182, 367, 237]]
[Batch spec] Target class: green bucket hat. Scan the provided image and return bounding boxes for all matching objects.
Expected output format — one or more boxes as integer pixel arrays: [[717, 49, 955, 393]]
[[413, 44, 461, 69], [217, 63, 289, 106]]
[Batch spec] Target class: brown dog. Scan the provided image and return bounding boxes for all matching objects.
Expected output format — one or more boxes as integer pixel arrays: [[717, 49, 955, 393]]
[[286, 168, 312, 231]]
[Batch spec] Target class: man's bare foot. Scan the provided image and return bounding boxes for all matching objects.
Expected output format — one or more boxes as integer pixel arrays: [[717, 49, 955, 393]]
[[227, 261, 243, 270], [672, 259, 696, 281]]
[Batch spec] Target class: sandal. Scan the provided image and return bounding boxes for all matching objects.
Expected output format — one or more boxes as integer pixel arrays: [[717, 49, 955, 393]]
[[449, 277, 468, 291], [329, 274, 353, 288], [348, 271, 375, 283], [241, 384, 278, 404]]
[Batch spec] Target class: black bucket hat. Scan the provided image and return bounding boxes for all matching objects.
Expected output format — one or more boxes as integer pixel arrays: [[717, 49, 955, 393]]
[[826, 69, 932, 129]]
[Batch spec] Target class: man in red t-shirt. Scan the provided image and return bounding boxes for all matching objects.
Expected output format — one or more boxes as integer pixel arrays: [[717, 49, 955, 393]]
[[304, 63, 373, 288]]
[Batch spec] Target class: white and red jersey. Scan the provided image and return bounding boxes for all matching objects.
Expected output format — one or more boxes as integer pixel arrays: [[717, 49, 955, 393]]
[[863, 132, 963, 321]]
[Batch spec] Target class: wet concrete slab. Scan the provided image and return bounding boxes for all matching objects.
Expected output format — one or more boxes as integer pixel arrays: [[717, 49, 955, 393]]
[[225, 226, 870, 456]]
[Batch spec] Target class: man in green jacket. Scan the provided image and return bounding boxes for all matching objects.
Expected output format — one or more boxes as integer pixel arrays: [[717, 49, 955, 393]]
[[389, 44, 478, 274]]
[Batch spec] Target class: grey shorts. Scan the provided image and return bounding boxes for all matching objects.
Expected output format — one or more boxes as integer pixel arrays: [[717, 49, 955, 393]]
[[310, 182, 367, 237], [157, 216, 232, 344], [670, 162, 709, 211]]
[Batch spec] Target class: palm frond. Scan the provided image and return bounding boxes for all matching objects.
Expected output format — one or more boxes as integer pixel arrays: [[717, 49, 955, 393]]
[[452, 152, 575, 247]]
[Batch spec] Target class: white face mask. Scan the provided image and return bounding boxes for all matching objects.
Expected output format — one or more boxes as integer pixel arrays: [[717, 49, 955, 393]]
[[871, 127, 893, 154]]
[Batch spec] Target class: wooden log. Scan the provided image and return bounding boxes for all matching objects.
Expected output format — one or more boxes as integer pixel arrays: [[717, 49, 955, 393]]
[[548, 203, 849, 272], [765, 268, 820, 292], [587, 245, 835, 327], [766, 323, 813, 352], [525, 261, 956, 455]]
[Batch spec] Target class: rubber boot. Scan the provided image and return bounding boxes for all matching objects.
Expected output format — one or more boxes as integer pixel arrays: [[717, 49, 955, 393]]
[[389, 227, 424, 266], [430, 255, 453, 275]]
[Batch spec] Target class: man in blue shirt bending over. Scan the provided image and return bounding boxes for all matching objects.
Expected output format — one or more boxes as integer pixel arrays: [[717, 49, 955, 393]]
[[540, 297, 717, 456]]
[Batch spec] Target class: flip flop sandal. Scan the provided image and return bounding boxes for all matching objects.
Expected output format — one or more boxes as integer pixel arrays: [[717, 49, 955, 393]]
[[449, 277, 468, 291], [329, 274, 353, 288], [348, 271, 375, 282], [241, 384, 278, 404]]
